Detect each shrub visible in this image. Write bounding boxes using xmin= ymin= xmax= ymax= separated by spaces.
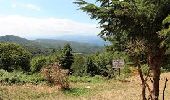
xmin=0 ymin=43 xmax=31 ymax=72
xmin=71 ymin=54 xmax=86 ymax=76
xmin=122 ymin=66 xmax=132 ymax=76
xmin=0 ymin=69 xmax=44 ymax=85
xmin=30 ymin=56 xmax=47 ymax=73
xmin=30 ymin=53 xmax=61 ymax=73
xmin=85 ymin=57 xmax=98 ymax=76
xmin=41 ymin=63 xmax=69 ymax=89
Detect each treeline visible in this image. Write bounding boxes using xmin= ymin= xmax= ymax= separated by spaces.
xmin=1 ymin=41 xmax=170 ymax=90
xmin=1 ymin=42 xmax=170 ymax=75
xmin=0 ymin=35 xmax=103 ymax=55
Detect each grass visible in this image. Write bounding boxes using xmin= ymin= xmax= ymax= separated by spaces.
xmin=69 ymin=75 xmax=105 ymax=83
xmin=0 ymin=73 xmax=170 ymax=100
xmin=62 ymin=88 xmax=89 ymax=96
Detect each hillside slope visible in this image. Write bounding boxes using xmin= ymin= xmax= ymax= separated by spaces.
xmin=0 ymin=35 xmax=103 ymax=55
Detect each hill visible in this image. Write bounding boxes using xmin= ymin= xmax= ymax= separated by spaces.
xmin=51 ymin=35 xmax=107 ymax=46
xmin=0 ymin=35 xmax=104 ymax=55
xmin=35 ymin=39 xmax=103 ymax=54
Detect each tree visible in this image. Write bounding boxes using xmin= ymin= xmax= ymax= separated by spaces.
xmin=59 ymin=44 xmax=74 ymax=70
xmin=71 ymin=54 xmax=86 ymax=76
xmin=30 ymin=56 xmax=47 ymax=73
xmin=0 ymin=42 xmax=31 ymax=71
xmin=75 ymin=0 xmax=170 ymax=99
xmin=85 ymin=56 xmax=98 ymax=76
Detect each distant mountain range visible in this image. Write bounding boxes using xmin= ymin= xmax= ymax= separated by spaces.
xmin=48 ymin=35 xmax=107 ymax=46
xmin=0 ymin=35 xmax=104 ymax=55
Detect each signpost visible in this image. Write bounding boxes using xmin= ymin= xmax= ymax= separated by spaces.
xmin=112 ymin=59 xmax=125 ymax=75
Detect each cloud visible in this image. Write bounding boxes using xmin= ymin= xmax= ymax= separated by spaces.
xmin=0 ymin=15 xmax=99 ymax=38
xmin=11 ymin=3 xmax=41 ymax=11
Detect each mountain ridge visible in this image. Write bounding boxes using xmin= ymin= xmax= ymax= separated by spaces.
xmin=0 ymin=35 xmax=104 ymax=55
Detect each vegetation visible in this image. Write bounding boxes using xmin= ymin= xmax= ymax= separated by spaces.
xmin=75 ymin=0 xmax=170 ymax=99
xmin=59 ymin=44 xmax=74 ymax=70
xmin=0 ymin=0 xmax=170 ymax=99
xmin=0 ymin=35 xmax=104 ymax=55
xmin=0 ymin=72 xmax=170 ymax=100
xmin=71 ymin=54 xmax=86 ymax=76
xmin=0 ymin=69 xmax=44 ymax=85
xmin=0 ymin=42 xmax=31 ymax=72
xmin=41 ymin=63 xmax=69 ymax=89
xmin=30 ymin=56 xmax=47 ymax=73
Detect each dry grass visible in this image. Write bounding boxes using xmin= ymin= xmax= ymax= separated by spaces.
xmin=0 ymin=73 xmax=170 ymax=100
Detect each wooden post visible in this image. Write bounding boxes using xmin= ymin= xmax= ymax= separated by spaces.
xmin=118 ymin=68 xmax=120 ymax=76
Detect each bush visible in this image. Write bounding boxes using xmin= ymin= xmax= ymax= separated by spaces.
xmin=30 ymin=56 xmax=47 ymax=73
xmin=41 ymin=63 xmax=69 ymax=89
xmin=71 ymin=54 xmax=86 ymax=76
xmin=30 ymin=53 xmax=61 ymax=73
xmin=0 ymin=43 xmax=31 ymax=72
xmin=0 ymin=69 xmax=45 ymax=85
xmin=122 ymin=66 xmax=131 ymax=76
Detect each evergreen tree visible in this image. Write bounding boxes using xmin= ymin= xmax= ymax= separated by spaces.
xmin=75 ymin=0 xmax=170 ymax=99
xmin=59 ymin=44 xmax=74 ymax=70
xmin=85 ymin=57 xmax=98 ymax=76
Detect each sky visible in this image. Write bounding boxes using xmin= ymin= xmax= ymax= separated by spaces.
xmin=0 ymin=0 xmax=100 ymax=39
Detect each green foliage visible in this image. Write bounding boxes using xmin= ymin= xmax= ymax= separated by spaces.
xmin=92 ymin=52 xmax=112 ymax=77
xmin=92 ymin=51 xmax=128 ymax=77
xmin=122 ymin=66 xmax=132 ymax=77
xmin=0 ymin=69 xmax=44 ymax=85
xmin=74 ymin=0 xmax=170 ymax=61
xmin=85 ymin=57 xmax=98 ymax=76
xmin=71 ymin=54 xmax=86 ymax=76
xmin=59 ymin=44 xmax=74 ymax=70
xmin=75 ymin=1 xmax=170 ymax=98
xmin=30 ymin=52 xmax=61 ymax=73
xmin=162 ymin=64 xmax=170 ymax=72
xmin=30 ymin=56 xmax=47 ymax=73
xmin=0 ymin=42 xmax=31 ymax=72
xmin=35 ymin=39 xmax=104 ymax=54
xmin=141 ymin=64 xmax=149 ymax=75
xmin=0 ymin=35 xmax=103 ymax=55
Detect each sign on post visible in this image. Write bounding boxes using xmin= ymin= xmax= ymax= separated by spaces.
xmin=112 ymin=59 xmax=125 ymax=68
xmin=112 ymin=59 xmax=125 ymax=75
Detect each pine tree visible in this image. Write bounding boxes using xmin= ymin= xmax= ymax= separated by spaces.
xmin=75 ymin=0 xmax=170 ymax=99
xmin=59 ymin=44 xmax=74 ymax=70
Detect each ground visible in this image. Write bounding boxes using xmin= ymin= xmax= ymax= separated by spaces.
xmin=0 ymin=73 xmax=170 ymax=100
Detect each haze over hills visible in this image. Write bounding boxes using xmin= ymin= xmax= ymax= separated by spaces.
xmin=26 ymin=34 xmax=106 ymax=46
xmin=0 ymin=35 xmax=104 ymax=55
xmin=47 ymin=35 xmax=106 ymax=46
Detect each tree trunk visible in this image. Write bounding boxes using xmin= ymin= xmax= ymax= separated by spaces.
xmin=148 ymin=49 xmax=164 ymax=100
xmin=138 ymin=65 xmax=147 ymax=100
xmin=152 ymin=66 xmax=160 ymax=100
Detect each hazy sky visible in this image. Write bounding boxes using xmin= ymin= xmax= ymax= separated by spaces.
xmin=0 ymin=0 xmax=99 ymax=39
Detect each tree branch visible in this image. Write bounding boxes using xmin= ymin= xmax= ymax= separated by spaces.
xmin=163 ymin=78 xmax=168 ymax=100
